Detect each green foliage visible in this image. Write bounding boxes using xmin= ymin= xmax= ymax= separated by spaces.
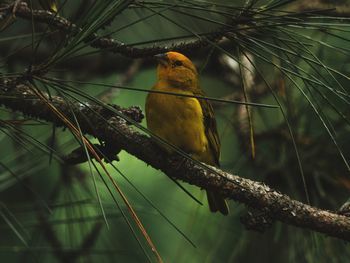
xmin=0 ymin=0 xmax=350 ymax=262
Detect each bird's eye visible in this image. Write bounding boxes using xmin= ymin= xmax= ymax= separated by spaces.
xmin=173 ymin=60 xmax=183 ymax=67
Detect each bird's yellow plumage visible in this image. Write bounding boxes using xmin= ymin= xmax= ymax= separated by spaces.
xmin=146 ymin=51 xmax=228 ymax=215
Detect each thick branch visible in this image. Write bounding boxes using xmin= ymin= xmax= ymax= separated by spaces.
xmin=0 ymin=79 xmax=350 ymax=242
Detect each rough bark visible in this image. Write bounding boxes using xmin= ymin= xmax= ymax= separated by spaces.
xmin=1 ymin=79 xmax=350 ymax=242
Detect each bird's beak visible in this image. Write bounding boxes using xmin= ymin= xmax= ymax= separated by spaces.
xmin=154 ymin=53 xmax=168 ymax=66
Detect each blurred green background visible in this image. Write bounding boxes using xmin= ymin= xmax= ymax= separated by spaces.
xmin=0 ymin=0 xmax=350 ymax=262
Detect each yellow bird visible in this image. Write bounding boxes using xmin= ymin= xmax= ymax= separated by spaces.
xmin=145 ymin=51 xmax=229 ymax=215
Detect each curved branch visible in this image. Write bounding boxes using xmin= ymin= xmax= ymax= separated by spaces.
xmin=0 ymin=79 xmax=349 ymax=242
xmin=3 ymin=2 xmax=225 ymax=58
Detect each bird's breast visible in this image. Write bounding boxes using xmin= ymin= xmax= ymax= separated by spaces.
xmin=146 ymin=89 xmax=208 ymax=156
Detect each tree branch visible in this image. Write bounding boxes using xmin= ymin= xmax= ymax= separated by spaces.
xmin=1 ymin=78 xmax=350 ymax=242
xmin=2 ymin=2 xmax=225 ymax=58
xmin=289 ymin=0 xmax=350 ymax=17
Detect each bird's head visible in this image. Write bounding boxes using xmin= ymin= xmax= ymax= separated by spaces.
xmin=155 ymin=52 xmax=198 ymax=88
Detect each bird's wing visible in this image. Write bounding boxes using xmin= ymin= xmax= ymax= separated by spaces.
xmin=194 ymin=88 xmax=221 ymax=166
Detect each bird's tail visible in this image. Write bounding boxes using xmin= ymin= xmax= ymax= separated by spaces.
xmin=206 ymin=190 xmax=229 ymax=215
